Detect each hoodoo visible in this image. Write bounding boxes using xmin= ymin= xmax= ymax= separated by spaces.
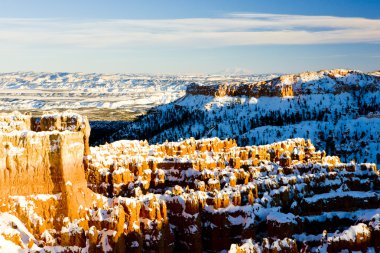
xmin=0 ymin=111 xmax=379 ymax=252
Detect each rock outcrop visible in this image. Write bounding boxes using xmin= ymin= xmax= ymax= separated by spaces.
xmin=0 ymin=111 xmax=93 ymax=219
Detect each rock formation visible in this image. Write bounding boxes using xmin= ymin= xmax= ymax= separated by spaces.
xmin=0 ymin=111 xmax=94 ymax=239
xmin=0 ymin=111 xmax=379 ymax=252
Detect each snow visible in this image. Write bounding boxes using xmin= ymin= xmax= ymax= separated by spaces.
xmin=0 ymin=72 xmax=276 ymax=112
xmin=293 ymin=232 xmax=334 ymax=243
xmin=131 ymin=241 xmax=139 ymax=248
xmin=8 ymin=197 xmax=42 ymax=227
xmin=303 ymin=191 xmax=379 ymax=204
xmin=5 ymin=145 xmax=25 ymax=156
xmin=108 ymin=69 xmax=379 ymax=166
xmin=0 ymin=212 xmax=40 ymax=252
xmin=43 ymin=246 xmax=83 ymax=253
xmin=61 ymin=219 xmax=84 ymax=236
xmin=369 ymin=214 xmax=380 ymax=231
xmin=267 ymin=211 xmax=297 ymax=224
xmin=0 ymin=235 xmax=23 ymax=253
xmin=41 ymin=230 xmax=56 ymax=246
xmin=228 ymin=239 xmax=261 ymax=253
xmin=329 ymin=223 xmax=370 ymax=242
xmin=304 ymin=208 xmax=380 ymax=224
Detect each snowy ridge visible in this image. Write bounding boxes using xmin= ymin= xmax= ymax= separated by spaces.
xmin=186 ymin=69 xmax=380 ymax=97
xmin=274 ymin=69 xmax=379 ymax=94
xmin=106 ymin=69 xmax=379 ymax=165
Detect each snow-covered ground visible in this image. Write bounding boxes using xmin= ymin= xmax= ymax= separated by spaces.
xmin=0 ymin=72 xmax=277 ymax=119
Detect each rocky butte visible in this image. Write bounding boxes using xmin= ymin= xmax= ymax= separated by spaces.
xmin=0 ymin=111 xmax=379 ymax=253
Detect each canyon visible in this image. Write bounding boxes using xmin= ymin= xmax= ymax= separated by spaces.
xmin=0 ymin=69 xmax=379 ymax=252
xmin=0 ymin=111 xmax=379 ymax=253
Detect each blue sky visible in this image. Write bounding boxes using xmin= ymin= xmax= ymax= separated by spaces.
xmin=1 ymin=0 xmax=379 ymax=74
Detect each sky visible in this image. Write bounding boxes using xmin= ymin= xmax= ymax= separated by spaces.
xmin=0 ymin=0 xmax=379 ymax=74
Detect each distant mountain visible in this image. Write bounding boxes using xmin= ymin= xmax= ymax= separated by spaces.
xmin=106 ymin=69 xmax=380 ymax=165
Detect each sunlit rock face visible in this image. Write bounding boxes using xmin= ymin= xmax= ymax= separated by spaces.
xmin=0 ymin=112 xmax=90 ymax=199
xmin=0 ymin=111 xmax=95 ymax=248
xmin=0 ymin=131 xmax=84 ymax=196
xmin=0 ymin=111 xmax=379 ymax=253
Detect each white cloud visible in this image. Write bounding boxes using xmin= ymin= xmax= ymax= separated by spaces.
xmin=0 ymin=13 xmax=379 ymax=49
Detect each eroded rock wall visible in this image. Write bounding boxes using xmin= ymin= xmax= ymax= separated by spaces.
xmin=0 ymin=131 xmax=83 ymax=197
xmin=0 ymin=111 xmax=92 ymax=219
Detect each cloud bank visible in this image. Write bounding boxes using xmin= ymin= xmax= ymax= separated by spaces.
xmin=0 ymin=13 xmax=379 ymax=49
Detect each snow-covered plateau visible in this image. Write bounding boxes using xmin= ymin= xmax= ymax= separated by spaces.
xmin=0 ymin=72 xmax=277 ymax=120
